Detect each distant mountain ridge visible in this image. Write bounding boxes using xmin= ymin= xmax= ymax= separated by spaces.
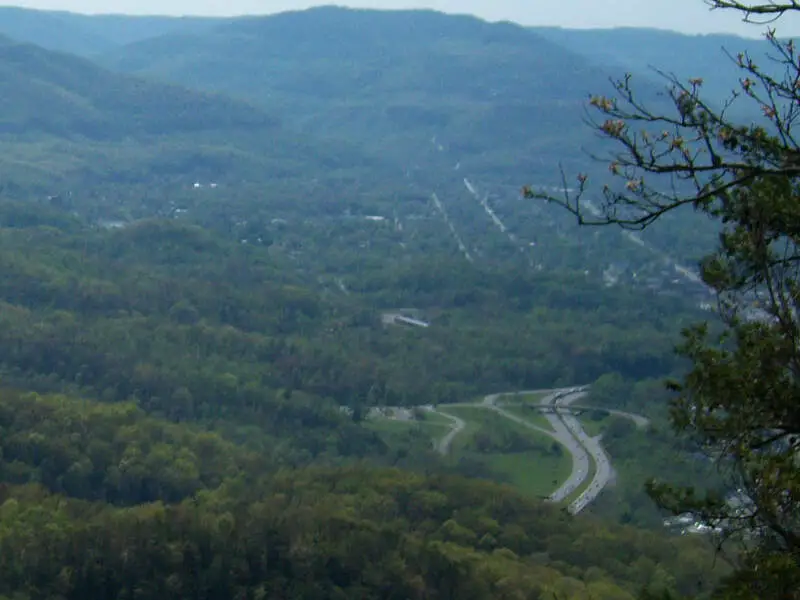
xmin=94 ymin=6 xmax=630 ymax=185
xmin=0 ymin=29 xmax=390 ymax=197
xmin=532 ymin=26 xmax=776 ymax=108
xmin=0 ymin=5 xmax=778 ymax=113
xmin=0 ymin=5 xmax=735 ymax=266
xmin=0 ymin=6 xmax=220 ymax=56
xmin=0 ymin=32 xmax=275 ymax=139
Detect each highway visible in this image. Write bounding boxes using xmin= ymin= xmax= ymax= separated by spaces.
xmin=532 ymin=404 xmax=650 ymax=428
xmin=377 ymin=386 xmax=648 ymax=514
xmin=445 ymin=388 xmax=594 ymax=505
xmin=549 ymin=391 xmax=615 ymax=514
xmin=497 ymin=390 xmax=593 ymax=503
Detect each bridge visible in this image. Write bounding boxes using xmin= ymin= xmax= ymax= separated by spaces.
xmin=504 ymin=403 xmax=650 ymax=429
xmin=512 ymin=404 xmax=602 ymax=415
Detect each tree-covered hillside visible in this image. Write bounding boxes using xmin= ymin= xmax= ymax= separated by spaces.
xmin=0 ymin=7 xmax=725 ymax=277
xmin=0 ymin=6 xmax=220 ymax=56
xmin=0 ymin=195 xmax=720 ymax=540
xmin=92 ymin=7 xmax=725 ymax=269
xmin=0 ymin=33 xmax=275 ymax=138
xmin=0 ymin=5 xmax=759 ymax=596
xmin=0 ymin=200 xmax=697 ymax=436
xmin=97 ymin=7 xmax=625 ymax=184
xmin=0 ymin=373 xmax=727 ymax=600
xmin=0 ymin=31 xmax=397 ymax=200
xmin=532 ymin=26 xmax=774 ymax=111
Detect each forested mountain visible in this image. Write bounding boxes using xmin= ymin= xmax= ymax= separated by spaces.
xmin=0 ymin=30 xmax=396 ymax=204
xmin=0 ymin=6 xmax=725 ymax=270
xmin=0 ymin=7 xmax=717 ymax=408
xmin=0 ymin=6 xmax=752 ymax=596
xmin=0 ymin=6 xmax=773 ymax=176
xmin=0 ymin=197 xmax=713 ymax=535
xmin=0 ymin=32 xmax=274 ymax=138
xmin=92 ymin=7 xmax=727 ymax=268
xmin=0 ymin=202 xmax=694 ymax=436
xmin=0 ymin=8 xmax=722 ymax=300
xmin=0 ymin=391 xmax=725 ymax=599
xmin=532 ymin=26 xmax=774 ymax=109
xmin=97 ymin=7 xmax=624 ymax=184
xmin=0 ymin=6 xmax=219 ymax=55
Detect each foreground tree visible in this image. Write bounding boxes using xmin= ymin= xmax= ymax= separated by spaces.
xmin=525 ymin=1 xmax=800 ymax=596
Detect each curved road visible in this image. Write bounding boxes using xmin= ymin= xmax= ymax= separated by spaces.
xmin=433 ymin=409 xmax=466 ymax=455
xmin=550 ymin=391 xmax=615 ymax=514
xmin=399 ymin=387 xmax=648 ymax=514
xmin=436 ymin=388 xmax=594 ymax=505
xmin=605 ymin=408 xmax=650 ymax=428
xmin=534 ymin=404 xmax=650 ymax=428
xmin=484 ymin=390 xmax=592 ymax=503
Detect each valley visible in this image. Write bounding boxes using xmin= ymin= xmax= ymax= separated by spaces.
xmin=0 ymin=4 xmax=783 ymax=598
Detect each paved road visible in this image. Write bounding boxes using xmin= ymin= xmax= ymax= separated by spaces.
xmin=428 ymin=391 xmax=560 ymax=455
xmin=481 ymin=388 xmax=593 ymax=503
xmin=536 ymin=390 xmax=593 ymax=503
xmin=551 ymin=391 xmax=615 ymax=514
xmin=605 ymin=408 xmax=650 ymax=428
xmin=432 ymin=409 xmax=466 ymax=455
xmin=396 ymin=386 xmax=646 ymax=514
xmin=527 ymin=404 xmax=650 ymax=428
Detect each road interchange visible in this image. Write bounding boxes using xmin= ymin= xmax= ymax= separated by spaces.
xmin=413 ymin=387 xmax=648 ymax=514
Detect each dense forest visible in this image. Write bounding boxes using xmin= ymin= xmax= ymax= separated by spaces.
xmin=0 ymin=198 xmax=704 ymax=505
xmin=0 ymin=4 xmax=770 ymax=598
xmin=0 ymin=387 xmax=725 ymax=600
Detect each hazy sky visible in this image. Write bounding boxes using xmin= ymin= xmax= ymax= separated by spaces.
xmin=4 ymin=0 xmax=800 ymax=37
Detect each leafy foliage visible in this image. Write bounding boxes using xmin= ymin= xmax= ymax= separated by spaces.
xmin=528 ymin=1 xmax=800 ymax=595
xmin=0 ymin=389 xmax=264 ymax=505
xmin=0 ymin=207 xmax=695 ymax=425
xmin=98 ymin=7 xmax=629 ymax=184
xmin=0 ymin=464 xmax=725 ymax=600
xmin=0 ymin=6 xmax=759 ymax=597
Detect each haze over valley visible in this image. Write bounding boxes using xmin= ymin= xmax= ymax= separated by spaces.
xmin=0 ymin=4 xmax=793 ymax=599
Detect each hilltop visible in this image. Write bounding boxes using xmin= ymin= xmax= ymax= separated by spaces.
xmin=0 ymin=6 xmax=219 ymax=56
xmin=533 ymin=26 xmax=775 ymax=109
xmin=0 ymin=7 xmax=723 ymax=285
xmin=98 ymin=6 xmax=623 ymax=183
xmin=0 ymin=30 xmax=391 ymax=199
xmin=92 ymin=7 xmax=724 ymax=267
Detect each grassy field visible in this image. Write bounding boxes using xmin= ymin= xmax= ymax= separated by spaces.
xmin=436 ymin=407 xmax=482 ymax=453
xmin=483 ymin=451 xmax=570 ymax=498
xmin=364 ymin=413 xmax=450 ymax=444
xmin=499 ymin=404 xmax=554 ymax=430
xmin=364 ymin=402 xmax=574 ymax=499
xmin=497 ymin=391 xmax=549 ymax=405
xmin=436 ymin=405 xmax=571 ymax=498
xmin=579 ymin=412 xmax=616 ymax=437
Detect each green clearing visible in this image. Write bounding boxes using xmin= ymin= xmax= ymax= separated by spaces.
xmin=498 ymin=404 xmax=554 ymax=430
xmin=579 ymin=411 xmax=616 ymax=437
xmin=497 ymin=391 xmax=550 ymax=405
xmin=483 ymin=451 xmax=572 ymax=498
xmin=437 ymin=407 xmax=482 ymax=454
xmin=419 ymin=410 xmax=455 ymax=427
xmin=364 ymin=415 xmax=450 ymax=444
xmin=436 ymin=405 xmax=571 ymax=498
